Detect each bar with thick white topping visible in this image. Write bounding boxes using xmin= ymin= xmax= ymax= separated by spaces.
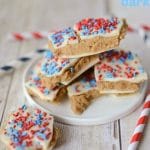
xmin=48 ymin=17 xmax=128 ymax=58
xmin=94 ymin=49 xmax=148 ymax=94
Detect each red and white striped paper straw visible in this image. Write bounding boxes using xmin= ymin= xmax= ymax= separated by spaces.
xmin=127 ymin=25 xmax=150 ymax=33
xmin=128 ymin=92 xmax=150 ymax=150
xmin=8 ymin=31 xmax=49 ymax=41
xmin=7 ymin=24 xmax=150 ymax=41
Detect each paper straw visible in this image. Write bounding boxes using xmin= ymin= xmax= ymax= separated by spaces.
xmin=0 ymin=49 xmax=47 ymax=76
xmin=7 ymin=25 xmax=150 ymax=48
xmin=8 ymin=31 xmax=49 ymax=41
xmin=128 ymin=92 xmax=150 ymax=150
xmin=7 ymin=24 xmax=150 ymax=40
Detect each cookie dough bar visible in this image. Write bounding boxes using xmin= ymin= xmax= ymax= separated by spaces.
xmin=39 ymin=51 xmax=99 ymax=89
xmin=25 ymin=59 xmax=66 ymax=103
xmin=67 ymin=70 xmax=100 ymax=114
xmin=48 ymin=17 xmax=127 ymax=58
xmin=0 ymin=105 xmax=60 ymax=150
xmin=95 ymin=49 xmax=148 ymax=94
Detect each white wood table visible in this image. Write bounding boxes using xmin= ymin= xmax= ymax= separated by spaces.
xmin=0 ymin=0 xmax=149 ymax=149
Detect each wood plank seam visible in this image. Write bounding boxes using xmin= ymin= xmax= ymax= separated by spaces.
xmin=118 ymin=120 xmax=122 ymax=150
xmin=0 ymin=71 xmax=15 ymax=126
xmin=0 ymin=42 xmax=24 ymax=125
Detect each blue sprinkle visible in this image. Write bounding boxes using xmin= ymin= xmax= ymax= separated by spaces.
xmin=21 ymin=104 xmax=27 ymax=110
xmin=13 ymin=137 xmax=19 ymax=143
xmin=40 ymin=127 xmax=46 ymax=132
xmin=35 ymin=120 xmax=42 ymax=125
xmin=33 ymin=75 xmax=40 ymax=81
xmin=138 ymin=66 xmax=144 ymax=73
xmin=12 ymin=130 xmax=19 ymax=137
xmin=17 ymin=121 xmax=23 ymax=128
xmin=98 ymin=27 xmax=105 ymax=34
xmin=55 ymin=67 xmax=61 ymax=72
xmin=109 ymin=25 xmax=115 ymax=31
xmin=82 ymin=25 xmax=86 ymax=30
xmin=89 ymin=79 xmax=96 ymax=87
xmin=44 ymin=51 xmax=53 ymax=59
xmin=81 ymin=32 xmax=85 ymax=36
xmin=8 ymin=127 xmax=13 ymax=134
xmin=119 ymin=57 xmax=126 ymax=63
xmin=44 ymin=88 xmax=50 ymax=95
xmin=110 ymin=17 xmax=115 ymax=23
xmin=105 ymin=72 xmax=113 ymax=78
xmin=61 ymin=63 xmax=67 ymax=67
xmin=36 ymin=132 xmax=47 ymax=140
xmin=35 ymin=113 xmax=43 ymax=125
xmin=22 ymin=131 xmax=27 ymax=136
xmin=42 ymin=64 xmax=47 ymax=72
xmin=127 ymin=52 xmax=134 ymax=60
xmin=127 ymin=67 xmax=131 ymax=71
xmin=50 ymin=62 xmax=57 ymax=67
xmin=37 ymin=113 xmax=42 ymax=118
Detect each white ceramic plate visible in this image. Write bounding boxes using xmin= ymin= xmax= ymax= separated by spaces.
xmin=23 ymin=57 xmax=148 ymax=125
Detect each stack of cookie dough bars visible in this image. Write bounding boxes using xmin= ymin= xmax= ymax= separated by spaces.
xmin=25 ymin=17 xmax=148 ymax=115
